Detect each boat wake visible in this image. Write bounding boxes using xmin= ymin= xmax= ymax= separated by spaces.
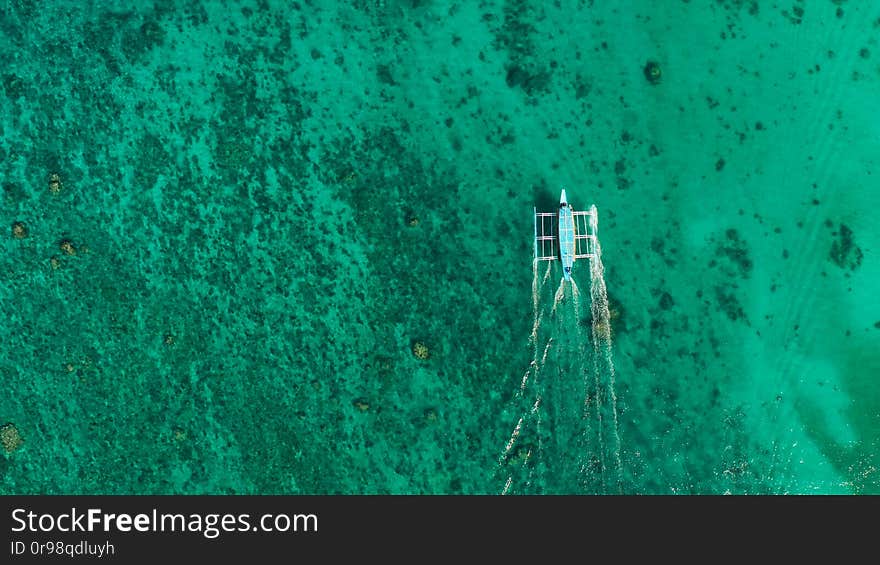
xmin=498 ymin=234 xmax=622 ymax=494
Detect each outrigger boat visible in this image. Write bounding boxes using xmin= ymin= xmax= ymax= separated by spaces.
xmin=534 ymin=189 xmax=598 ymax=281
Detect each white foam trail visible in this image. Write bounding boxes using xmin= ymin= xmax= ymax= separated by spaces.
xmin=588 ymin=278 xmax=607 ymax=491
xmin=519 ymin=363 xmax=534 ymax=393
xmin=522 ymin=261 xmax=552 ymax=395
xmin=589 ymin=236 xmax=623 ymax=491
xmin=500 ymin=253 xmax=552 ymax=483
xmin=571 ymin=277 xmax=601 ymax=488
xmin=501 ymin=476 xmax=512 ymax=495
xmin=541 ymin=260 xmax=552 ymax=285
xmin=571 ymin=278 xmax=590 ymax=402
xmin=550 ymin=277 xmax=566 ymax=315
xmin=571 ymin=278 xmax=582 ymax=329
xmin=538 ymin=338 xmax=553 ymax=367
xmin=571 ymin=280 xmax=583 ymax=351
xmin=500 ymin=417 xmax=524 ymax=463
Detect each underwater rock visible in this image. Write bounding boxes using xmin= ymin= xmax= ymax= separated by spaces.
xmin=412 ymin=341 xmax=430 ymax=360
xmin=0 ymin=423 xmax=23 ymax=453
xmin=643 ymin=61 xmax=662 ymax=85
xmin=58 ymin=239 xmax=77 ymax=256
xmin=49 ymin=173 xmax=62 ymax=194
xmin=352 ymin=398 xmax=370 ymax=412
xmin=581 ymin=294 xmax=625 ymax=335
xmin=11 ymin=221 xmax=27 ymax=239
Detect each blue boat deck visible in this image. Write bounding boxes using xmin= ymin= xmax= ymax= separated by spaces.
xmin=534 ymin=190 xmax=599 ymax=281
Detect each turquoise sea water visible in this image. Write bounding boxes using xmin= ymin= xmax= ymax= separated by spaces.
xmin=1 ymin=1 xmax=877 ymax=494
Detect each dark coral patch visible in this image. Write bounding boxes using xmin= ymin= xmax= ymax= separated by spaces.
xmin=714 ymin=229 xmax=753 ymax=279
xmin=829 ymin=224 xmax=863 ymax=271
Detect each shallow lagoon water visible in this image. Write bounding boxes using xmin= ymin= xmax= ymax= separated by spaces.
xmin=1 ymin=1 xmax=878 ymax=494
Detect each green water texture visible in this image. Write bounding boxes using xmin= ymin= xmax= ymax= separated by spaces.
xmin=1 ymin=1 xmax=878 ymax=494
